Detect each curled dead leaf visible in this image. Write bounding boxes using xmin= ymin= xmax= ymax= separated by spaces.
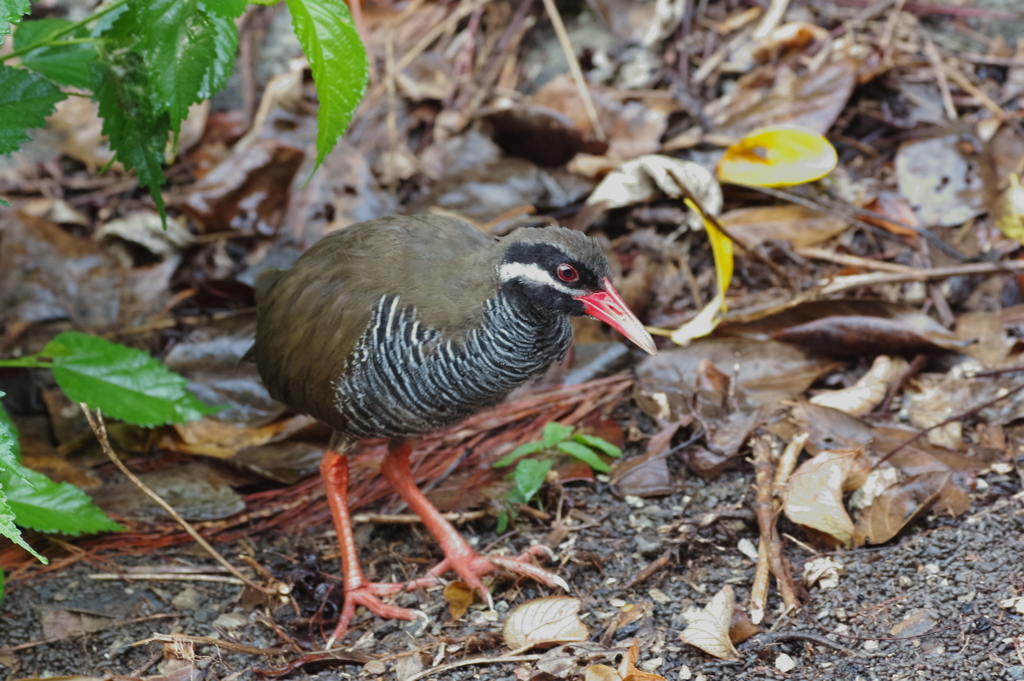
xmin=503 ymin=596 xmax=589 ymax=651
xmin=679 ymin=586 xmax=740 ymax=661
xmin=784 ymin=448 xmax=869 ymax=546
xmin=586 ymin=155 xmax=723 ymax=232
xmin=809 ymin=355 xmax=909 ymax=416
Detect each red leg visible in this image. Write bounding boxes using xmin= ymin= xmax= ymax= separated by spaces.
xmin=320 ymin=449 xmax=423 ymax=648
xmin=381 ymin=440 xmax=567 ymax=604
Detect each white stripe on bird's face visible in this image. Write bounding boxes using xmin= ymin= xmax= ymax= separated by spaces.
xmin=498 ymin=262 xmax=588 ymax=296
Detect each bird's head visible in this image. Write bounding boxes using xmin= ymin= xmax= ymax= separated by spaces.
xmin=498 ymin=227 xmax=657 ymax=355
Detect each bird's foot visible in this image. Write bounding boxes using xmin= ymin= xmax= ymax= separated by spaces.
xmin=420 ymin=544 xmax=568 ymax=609
xmin=326 ymin=582 xmax=426 ymax=649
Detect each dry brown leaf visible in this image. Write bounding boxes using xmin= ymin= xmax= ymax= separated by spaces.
xmin=809 ymin=355 xmax=909 ymax=416
xmin=679 ymin=586 xmax=740 ymax=661
xmin=586 ymin=155 xmax=723 ymax=232
xmin=503 ymin=596 xmax=589 ymax=650
xmin=619 ymin=640 xmax=666 ymax=681
xmin=859 ymin=194 xmax=920 ymax=237
xmin=163 ymin=414 xmax=317 ymax=458
xmin=444 ymin=581 xmax=475 ymax=621
xmin=717 ymin=204 xmax=846 ymax=248
xmin=784 ymin=449 xmax=867 ymax=546
xmin=853 ymin=471 xmax=961 ymax=546
xmin=585 ymin=664 xmax=623 ymax=681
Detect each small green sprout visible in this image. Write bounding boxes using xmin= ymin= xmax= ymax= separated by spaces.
xmin=492 ymin=422 xmax=621 ymax=532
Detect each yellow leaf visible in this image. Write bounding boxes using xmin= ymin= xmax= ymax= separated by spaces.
xmin=654 ymin=198 xmax=734 ymax=346
xmin=994 ymin=173 xmax=1024 ymax=245
xmin=717 ymin=125 xmax=837 ymax=187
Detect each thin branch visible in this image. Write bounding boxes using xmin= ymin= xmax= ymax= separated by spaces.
xmin=539 ymin=0 xmax=606 ymax=141
xmin=80 ymin=404 xmax=284 ymax=598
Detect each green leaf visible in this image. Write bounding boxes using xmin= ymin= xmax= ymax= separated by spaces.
xmin=205 ymin=0 xmax=248 ymax=18
xmin=493 ymin=440 xmax=546 ymax=468
xmin=15 ymin=18 xmax=100 ymax=89
xmin=286 ymin=0 xmax=367 ymax=170
xmin=513 ymin=458 xmax=553 ymax=504
xmin=41 ymin=331 xmax=219 ymax=427
xmin=0 ymin=395 xmax=30 ymax=485
xmin=0 ymin=65 xmax=66 ymax=155
xmin=1 ymin=0 xmax=31 ymax=44
xmin=0 ymin=197 xmax=9 ymax=207
xmin=0 ymin=480 xmax=48 ymax=562
xmin=543 ymin=421 xmax=573 ymax=448
xmin=196 ymin=11 xmax=238 ymax=101
xmin=495 ymin=509 xmax=508 ymax=534
xmin=92 ymin=49 xmax=169 ymax=220
xmin=573 ymin=433 xmax=622 ymax=458
xmin=557 ymin=441 xmax=611 ymax=473
xmin=108 ymin=0 xmax=217 ymax=133
xmin=2 ymin=465 xmax=122 ymax=535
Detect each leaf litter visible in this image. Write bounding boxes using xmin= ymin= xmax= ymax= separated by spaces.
xmin=3 ymin=0 xmax=1024 ymax=679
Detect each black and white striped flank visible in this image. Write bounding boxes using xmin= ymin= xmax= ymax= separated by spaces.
xmin=334 ymin=292 xmax=573 ymax=438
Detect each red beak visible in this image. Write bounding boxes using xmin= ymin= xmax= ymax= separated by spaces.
xmin=575 ymin=278 xmax=657 ymax=355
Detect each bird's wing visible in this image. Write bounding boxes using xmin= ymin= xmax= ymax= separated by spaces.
xmin=253 ymin=216 xmax=500 ymax=430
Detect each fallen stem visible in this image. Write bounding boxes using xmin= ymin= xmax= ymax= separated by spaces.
xmin=539 ymin=0 xmax=606 ymax=140
xmin=80 ymin=404 xmax=284 ymax=598
xmin=403 ymin=654 xmax=544 ymax=681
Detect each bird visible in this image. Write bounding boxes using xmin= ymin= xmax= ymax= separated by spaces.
xmin=252 ymin=215 xmax=656 ymax=646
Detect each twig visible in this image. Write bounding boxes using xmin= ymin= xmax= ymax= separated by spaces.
xmin=751 ymin=437 xmax=801 ymax=610
xmin=80 ymin=405 xmax=285 ymax=598
xmin=135 ymin=633 xmax=289 ymax=657
xmin=749 ymin=538 xmax=769 ymax=624
xmin=817 ymin=260 xmax=1024 ymax=296
xmin=742 ymin=184 xmax=967 ymax=261
xmin=941 ymin=60 xmax=1007 ymax=119
xmin=539 ymin=0 xmax=605 ymax=141
xmin=922 ymin=34 xmax=957 ymax=121
xmin=724 ymin=259 xmax=1024 ymax=325
xmin=403 ymin=654 xmax=543 ymax=681
xmin=351 ymin=510 xmax=489 ymax=524
xmin=0 ymin=614 xmax=176 ymax=654
xmin=876 ymin=381 xmax=1024 ymax=468
xmin=87 ymin=573 xmax=247 ymax=585
xmin=795 ymin=247 xmax=920 ymax=274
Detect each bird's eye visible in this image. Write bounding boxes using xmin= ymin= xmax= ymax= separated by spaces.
xmin=556 ymin=264 xmax=579 ymax=283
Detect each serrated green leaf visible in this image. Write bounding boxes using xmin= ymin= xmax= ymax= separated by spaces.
xmin=0 ymin=481 xmax=48 ymax=562
xmin=573 ymin=433 xmax=622 ymax=458
xmin=286 ymin=0 xmax=367 ymax=170
xmin=0 ymin=65 xmax=66 ymax=155
xmin=92 ymin=51 xmax=169 ymax=220
xmin=15 ymin=19 xmax=100 ymax=89
xmin=543 ymin=421 xmax=573 ymax=448
xmin=557 ymin=441 xmax=610 ymax=473
xmin=0 ymin=197 xmax=9 ymax=207
xmin=2 ymin=465 xmax=121 ymax=535
xmin=513 ymin=458 xmax=553 ymax=504
xmin=0 ymin=395 xmax=30 ymax=485
xmin=41 ymin=332 xmax=219 ymax=427
xmin=493 ymin=440 xmax=546 ymax=468
xmin=196 ymin=11 xmax=238 ymax=101
xmin=108 ymin=0 xmax=217 ymax=133
xmin=1 ymin=0 xmax=31 ymax=44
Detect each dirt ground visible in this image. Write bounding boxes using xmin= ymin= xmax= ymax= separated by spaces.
xmin=2 ymin=462 xmax=1023 ymax=681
